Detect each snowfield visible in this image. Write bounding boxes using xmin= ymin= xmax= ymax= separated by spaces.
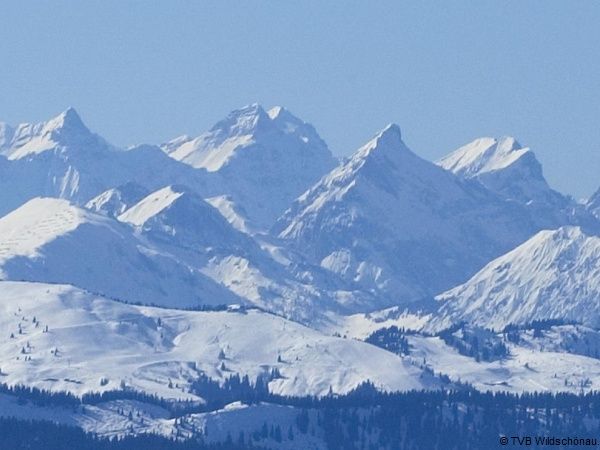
xmin=433 ymin=226 xmax=600 ymax=331
xmin=0 ymin=281 xmax=436 ymax=399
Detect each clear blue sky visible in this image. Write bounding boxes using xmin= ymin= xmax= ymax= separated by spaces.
xmin=1 ymin=1 xmax=598 ymax=198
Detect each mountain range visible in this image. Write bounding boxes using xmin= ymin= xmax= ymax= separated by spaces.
xmin=0 ymin=105 xmax=598 ymax=446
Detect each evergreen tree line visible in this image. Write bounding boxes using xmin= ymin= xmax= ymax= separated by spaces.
xmin=438 ymin=323 xmax=509 ymax=362
xmin=8 ymin=378 xmax=600 ymax=448
xmin=365 ymin=326 xmax=411 ymax=355
xmin=0 ymin=417 xmax=265 ymax=450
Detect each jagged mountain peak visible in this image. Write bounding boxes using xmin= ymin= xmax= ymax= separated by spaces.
xmin=437 ymin=135 xmax=534 ymax=178
xmin=30 ymin=107 xmax=93 ymax=147
xmin=44 ymin=107 xmax=87 ymax=133
xmin=436 ymin=135 xmax=574 ymax=207
xmin=336 ymin=123 xmax=428 ymax=184
xmin=267 ymin=105 xmax=308 ymax=129
xmin=0 ymin=107 xmax=107 ymax=161
xmin=276 ymin=124 xmax=545 ymax=305
xmin=355 ymin=124 xmax=404 ymax=159
xmin=160 ymin=104 xmax=336 ymax=229
xmin=208 ymin=103 xmax=272 ymax=138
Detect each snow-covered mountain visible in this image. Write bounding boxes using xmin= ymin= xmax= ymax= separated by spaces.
xmin=589 ymin=187 xmax=600 ymax=219
xmin=0 ymin=107 xmax=111 ymax=160
xmin=85 ymin=182 xmax=149 ymax=217
xmin=162 ymin=104 xmax=337 ymax=229
xmin=437 ymin=136 xmax=598 ymax=230
xmin=275 ymin=125 xmax=545 ymax=306
xmin=116 ymin=185 xmax=377 ymax=322
xmin=433 ymin=226 xmax=600 ymax=331
xmin=437 ymin=137 xmax=557 ymax=204
xmin=0 ymin=109 xmax=210 ymax=217
xmin=0 ymin=197 xmax=240 ymax=308
xmin=118 ymin=185 xmax=252 ymax=251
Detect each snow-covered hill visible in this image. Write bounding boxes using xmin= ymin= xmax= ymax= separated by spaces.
xmin=433 ymin=226 xmax=600 ymax=331
xmin=118 ymin=185 xmax=251 ymax=251
xmin=0 ymin=197 xmax=239 ymax=308
xmin=275 ymin=125 xmax=544 ymax=306
xmin=0 ymin=281 xmax=434 ymax=399
xmin=162 ymin=104 xmax=337 ymax=229
xmin=407 ymin=326 xmax=600 ymax=394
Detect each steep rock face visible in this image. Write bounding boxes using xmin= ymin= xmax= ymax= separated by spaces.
xmin=275 ymin=125 xmax=540 ymax=306
xmin=0 ymin=109 xmax=210 ymax=216
xmin=433 ymin=226 xmax=600 ymax=331
xmin=589 ymin=188 xmax=600 ymax=220
xmin=85 ymin=182 xmax=150 ymax=217
xmin=162 ymin=104 xmax=336 ymax=229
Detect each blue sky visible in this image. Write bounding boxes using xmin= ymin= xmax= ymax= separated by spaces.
xmin=0 ymin=1 xmax=598 ymax=198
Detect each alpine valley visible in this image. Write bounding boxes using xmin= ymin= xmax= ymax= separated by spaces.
xmin=0 ymin=105 xmax=599 ymax=449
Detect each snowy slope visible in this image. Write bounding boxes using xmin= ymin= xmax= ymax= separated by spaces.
xmin=408 ymin=331 xmax=600 ymax=394
xmin=0 ymin=109 xmax=210 ymax=217
xmin=205 ymin=195 xmax=257 ymax=234
xmin=118 ymin=185 xmax=249 ymax=250
xmin=117 ymin=185 xmax=378 ymax=322
xmin=276 ymin=124 xmax=543 ymax=306
xmin=0 ymin=394 xmax=327 ymax=449
xmin=0 ymin=281 xmax=435 ymax=399
xmin=0 ymin=198 xmax=240 ymax=308
xmin=162 ymin=104 xmax=336 ymax=229
xmin=433 ymin=226 xmax=600 ymax=331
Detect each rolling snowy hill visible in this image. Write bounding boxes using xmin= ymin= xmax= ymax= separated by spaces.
xmin=0 ymin=197 xmax=240 ymax=308
xmin=0 ymin=281 xmax=434 ymax=399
